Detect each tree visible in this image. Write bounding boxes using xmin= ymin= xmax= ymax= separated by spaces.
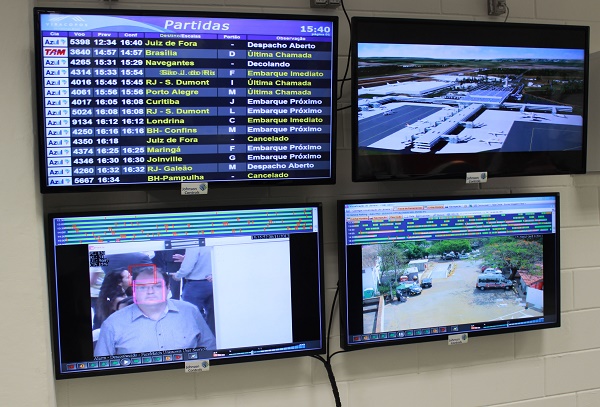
xmin=479 ymin=237 xmax=543 ymax=279
xmin=378 ymin=243 xmax=406 ymax=280
xmin=395 ymin=241 xmax=429 ymax=261
xmin=429 ymin=239 xmax=472 ymax=257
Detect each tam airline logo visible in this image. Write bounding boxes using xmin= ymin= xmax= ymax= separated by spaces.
xmin=44 ymin=48 xmax=67 ymax=56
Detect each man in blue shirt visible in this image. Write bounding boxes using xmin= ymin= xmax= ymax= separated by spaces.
xmin=94 ymin=265 xmax=216 ymax=356
xmin=172 ymin=246 xmax=216 ymax=335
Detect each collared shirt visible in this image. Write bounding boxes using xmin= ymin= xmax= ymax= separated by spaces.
xmin=94 ymin=299 xmax=216 ymax=356
xmin=173 ymin=246 xmax=213 ymax=280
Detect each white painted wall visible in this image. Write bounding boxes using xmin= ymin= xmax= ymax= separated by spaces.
xmin=4 ymin=0 xmax=600 ymax=405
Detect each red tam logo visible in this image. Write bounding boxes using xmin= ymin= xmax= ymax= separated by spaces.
xmin=44 ymin=48 xmax=66 ymax=56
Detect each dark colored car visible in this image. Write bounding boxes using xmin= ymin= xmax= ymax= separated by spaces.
xmin=397 ymin=283 xmax=422 ymax=298
xmin=420 ymin=278 xmax=433 ymax=288
xmin=442 ymin=251 xmax=458 ymax=260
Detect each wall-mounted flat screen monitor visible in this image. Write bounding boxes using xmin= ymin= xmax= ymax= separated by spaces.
xmin=34 ymin=8 xmax=337 ymax=192
xmin=351 ymin=17 xmax=589 ymax=181
xmin=46 ymin=203 xmax=325 ymax=378
xmin=338 ymin=193 xmax=560 ymax=350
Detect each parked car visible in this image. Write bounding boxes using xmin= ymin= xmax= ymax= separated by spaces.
xmin=397 ymin=282 xmax=422 ymax=297
xmin=442 ymin=251 xmax=458 ymax=260
xmin=458 ymin=253 xmax=470 ymax=259
xmin=483 ymin=268 xmax=502 ymax=275
xmin=420 ymin=278 xmax=433 ymax=288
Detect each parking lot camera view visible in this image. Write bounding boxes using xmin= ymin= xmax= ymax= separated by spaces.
xmin=362 ymin=236 xmax=543 ymax=334
xmin=340 ymin=194 xmax=560 ymax=349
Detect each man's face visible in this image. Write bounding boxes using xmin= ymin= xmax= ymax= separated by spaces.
xmin=132 ymin=271 xmax=167 ymax=305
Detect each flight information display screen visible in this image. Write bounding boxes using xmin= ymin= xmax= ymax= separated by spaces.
xmin=34 ymin=8 xmax=337 ymax=192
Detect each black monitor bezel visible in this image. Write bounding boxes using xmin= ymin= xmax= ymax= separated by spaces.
xmin=34 ymin=7 xmax=338 ymax=193
xmin=337 ymin=192 xmax=561 ymax=351
xmin=350 ymin=16 xmax=589 ymax=182
xmin=45 ymin=202 xmax=326 ymax=379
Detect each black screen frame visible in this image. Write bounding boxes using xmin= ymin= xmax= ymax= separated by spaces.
xmin=351 ymin=17 xmax=589 ymax=182
xmin=338 ymin=192 xmax=561 ymax=351
xmin=34 ymin=7 xmax=338 ymax=193
xmin=45 ymin=202 xmax=325 ymax=379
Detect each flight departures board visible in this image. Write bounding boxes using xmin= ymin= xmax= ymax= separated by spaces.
xmin=34 ymin=9 xmax=338 ymax=192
